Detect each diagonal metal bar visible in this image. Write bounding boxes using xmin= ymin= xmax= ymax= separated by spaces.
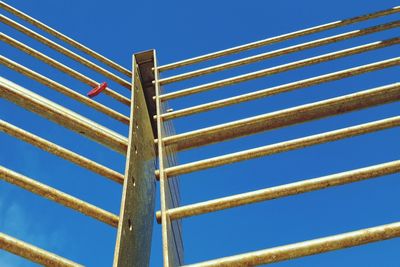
xmin=162 ymin=83 xmax=400 ymax=151
xmin=0 ymin=1 xmax=131 ymax=77
xmin=158 ymin=6 xmax=400 ymax=72
xmin=0 ymin=119 xmax=124 ymax=184
xmin=0 ymin=55 xmax=129 ymax=124
xmin=159 ymin=116 xmax=400 ymax=177
xmin=156 ymin=160 xmax=400 ymax=221
xmin=183 ymin=222 xmax=400 ymax=267
xmin=160 ymin=58 xmax=400 ymax=120
xmin=159 ymin=20 xmax=400 ymax=84
xmin=159 ymin=38 xmax=399 ymax=101
xmin=0 ymin=77 xmax=128 ymax=154
xmin=0 ymin=232 xmax=83 ymax=267
xmin=0 ymin=33 xmax=130 ymax=106
xmin=0 ymin=166 xmax=119 ymax=227
xmin=0 ymin=15 xmax=131 ymax=89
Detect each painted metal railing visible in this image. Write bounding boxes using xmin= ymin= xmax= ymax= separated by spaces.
xmin=153 ymin=5 xmax=400 ymax=267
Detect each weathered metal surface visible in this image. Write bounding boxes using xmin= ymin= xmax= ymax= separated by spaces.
xmin=135 ymin=50 xmax=158 ymax=137
xmin=0 ymin=1 xmax=130 ymax=77
xmin=0 ymin=55 xmax=129 ymax=124
xmin=163 ymin=83 xmax=400 ymax=150
xmin=1 ymin=33 xmax=130 ymax=106
xmin=183 ymin=222 xmax=400 ymax=267
xmin=159 ymin=38 xmax=399 ymax=100
xmin=0 ymin=232 xmax=83 ymax=267
xmin=157 ymin=6 xmax=399 ymax=72
xmin=161 ymin=116 xmax=400 ymax=177
xmin=113 ymin=54 xmax=156 ymax=267
xmin=160 ymin=58 xmax=399 ymax=120
xmin=0 ymin=119 xmax=124 ymax=183
xmin=0 ymin=15 xmax=131 ymax=89
xmin=159 ymin=21 xmax=399 ymax=84
xmin=154 ymin=50 xmax=184 ymax=267
xmin=0 ymin=77 xmax=128 ymax=154
xmin=156 ymin=160 xmax=400 ymax=221
xmin=0 ymin=166 xmax=119 ymax=227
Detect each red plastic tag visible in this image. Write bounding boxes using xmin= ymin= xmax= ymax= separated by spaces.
xmin=87 ymin=82 xmax=107 ymax=98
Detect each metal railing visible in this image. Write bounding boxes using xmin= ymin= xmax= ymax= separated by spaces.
xmin=1 ymin=2 xmax=399 ymax=267
xmin=153 ymin=5 xmax=400 ymax=267
xmin=1 ymin=1 xmax=155 ymax=266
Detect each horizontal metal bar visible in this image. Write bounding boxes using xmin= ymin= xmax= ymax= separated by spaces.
xmin=0 ymin=33 xmax=130 ymax=106
xmin=160 ymin=58 xmax=400 ymax=120
xmin=159 ymin=38 xmax=399 ymax=101
xmin=183 ymin=222 xmax=400 ymax=267
xmin=0 ymin=166 xmax=119 ymax=227
xmin=159 ymin=116 xmax=400 ymax=177
xmin=0 ymin=119 xmax=124 ymax=183
xmin=0 ymin=232 xmax=83 ymax=267
xmin=1 ymin=55 xmax=129 ymax=124
xmin=159 ymin=21 xmax=400 ymax=84
xmin=158 ymin=6 xmax=400 ymax=72
xmin=157 ymin=160 xmax=400 ymax=222
xmin=163 ymin=83 xmax=400 ymax=151
xmin=0 ymin=15 xmax=131 ymax=89
xmin=0 ymin=1 xmax=131 ymax=77
xmin=0 ymin=77 xmax=128 ymax=154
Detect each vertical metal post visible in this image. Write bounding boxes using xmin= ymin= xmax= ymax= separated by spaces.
xmin=154 ymin=50 xmax=184 ymax=267
xmin=113 ymin=55 xmax=156 ymax=266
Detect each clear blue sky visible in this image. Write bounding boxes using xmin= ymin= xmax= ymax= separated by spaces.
xmin=1 ymin=0 xmax=399 ymax=266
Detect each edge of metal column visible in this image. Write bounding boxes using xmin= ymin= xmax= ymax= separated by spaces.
xmin=112 ymin=51 xmax=157 ymax=267
xmin=135 ymin=49 xmax=158 ymax=137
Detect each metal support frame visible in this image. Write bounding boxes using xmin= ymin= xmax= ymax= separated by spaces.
xmin=152 ymin=5 xmax=400 ymax=266
xmin=1 ymin=2 xmax=399 ymax=266
xmin=1 ymin=2 xmax=158 ymax=265
xmin=112 ymin=53 xmax=157 ymax=267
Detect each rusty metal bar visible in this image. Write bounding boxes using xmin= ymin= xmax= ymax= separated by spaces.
xmin=0 ymin=15 xmax=131 ymax=89
xmin=0 ymin=56 xmax=129 ymax=124
xmin=162 ymin=83 xmax=400 ymax=151
xmin=183 ymin=222 xmax=400 ymax=267
xmin=0 ymin=77 xmax=128 ymax=154
xmin=0 ymin=33 xmax=130 ymax=106
xmin=0 ymin=1 xmax=131 ymax=77
xmin=0 ymin=166 xmax=119 ymax=227
xmin=157 ymin=6 xmax=399 ymax=72
xmin=156 ymin=160 xmax=400 ymax=222
xmin=160 ymin=116 xmax=400 ymax=177
xmin=0 ymin=232 xmax=83 ymax=267
xmin=159 ymin=21 xmax=400 ymax=84
xmin=159 ymin=38 xmax=399 ymax=101
xmin=0 ymin=119 xmax=124 ymax=183
xmin=160 ymin=58 xmax=400 ymax=120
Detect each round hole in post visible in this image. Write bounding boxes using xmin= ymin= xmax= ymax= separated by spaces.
xmin=132 ymin=176 xmax=136 ymax=187
xmin=128 ymin=219 xmax=133 ymax=231
xmin=134 ymin=145 xmax=138 ymax=154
